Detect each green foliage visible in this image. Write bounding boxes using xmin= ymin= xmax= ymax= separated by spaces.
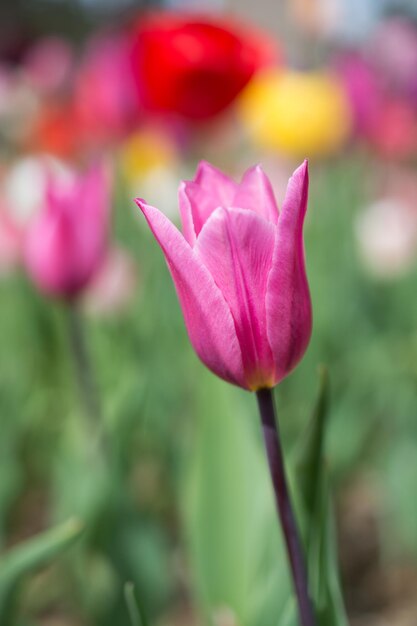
xmin=1 ymin=157 xmax=417 ymax=624
xmin=0 ymin=518 xmax=83 ymax=625
xmin=183 ymin=375 xmax=290 ymax=626
xmin=183 ymin=369 xmax=348 ymax=626
xmin=293 ymin=368 xmax=348 ymax=626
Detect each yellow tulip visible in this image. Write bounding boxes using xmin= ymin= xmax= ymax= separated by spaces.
xmin=239 ymin=69 xmax=352 ymax=158
xmin=120 ymin=129 xmax=177 ymax=184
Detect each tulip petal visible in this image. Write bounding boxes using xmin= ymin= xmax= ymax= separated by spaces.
xmin=233 ymin=165 xmax=279 ymax=223
xmin=179 ymin=161 xmax=237 ymax=242
xmin=266 ymin=160 xmax=312 ymax=383
xmin=195 ymin=206 xmax=276 ymax=389
xmin=194 ymin=161 xmax=237 ymax=197
xmin=178 ymin=183 xmax=196 ymax=245
xmin=136 ymin=199 xmax=245 ymax=387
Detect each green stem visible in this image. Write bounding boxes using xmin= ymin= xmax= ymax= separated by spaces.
xmin=67 ymin=304 xmax=102 ymax=427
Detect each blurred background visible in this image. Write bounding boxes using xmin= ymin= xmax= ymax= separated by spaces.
xmin=1 ymin=0 xmax=417 ymax=625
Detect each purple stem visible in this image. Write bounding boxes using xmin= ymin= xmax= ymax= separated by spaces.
xmin=256 ymin=388 xmax=316 ymax=626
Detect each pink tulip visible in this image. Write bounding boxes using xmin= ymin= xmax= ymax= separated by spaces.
xmin=74 ymin=34 xmax=139 ymax=148
xmin=136 ymin=161 xmax=311 ymax=391
xmin=23 ymin=36 xmax=74 ymax=95
xmin=24 ymin=164 xmax=110 ymax=300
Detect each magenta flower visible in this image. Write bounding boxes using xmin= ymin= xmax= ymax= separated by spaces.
xmin=24 ymin=164 xmax=110 ymax=300
xmin=136 ymin=160 xmax=311 ymax=391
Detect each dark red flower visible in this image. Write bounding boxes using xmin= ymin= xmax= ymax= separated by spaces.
xmin=130 ymin=12 xmax=277 ymax=121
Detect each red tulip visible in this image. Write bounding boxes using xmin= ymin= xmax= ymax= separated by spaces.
xmin=130 ymin=11 xmax=277 ymax=121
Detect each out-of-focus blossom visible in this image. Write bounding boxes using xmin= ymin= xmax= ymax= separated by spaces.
xmin=0 ymin=156 xmax=68 ymax=277
xmin=355 ymin=198 xmax=417 ymax=279
xmin=335 ymin=53 xmax=380 ymax=135
xmin=74 ymin=34 xmax=139 ymax=148
xmin=24 ymin=164 xmax=110 ymax=300
xmin=129 ymin=11 xmax=278 ymax=121
xmin=22 ymin=37 xmax=74 ymax=95
xmin=366 ymin=99 xmax=417 ymax=159
xmin=335 ymin=17 xmax=417 ymax=158
xmin=136 ymin=160 xmax=311 ymax=391
xmin=29 ymin=100 xmax=81 ymax=160
xmin=368 ymin=17 xmax=417 ymax=103
xmin=121 ymin=128 xmax=177 ymax=179
xmin=0 ymin=208 xmax=22 ymax=276
xmin=82 ymin=247 xmax=138 ymax=317
xmin=239 ymin=70 xmax=352 ymax=158
xmin=27 ymin=33 xmax=139 ymax=158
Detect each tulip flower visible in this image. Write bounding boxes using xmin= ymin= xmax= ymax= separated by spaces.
xmin=24 ymin=164 xmax=110 ymax=300
xmin=367 ymin=98 xmax=417 ymax=159
xmin=23 ymin=36 xmax=74 ymax=95
xmin=239 ymin=70 xmax=352 ymax=158
xmin=129 ymin=12 xmax=277 ymax=120
xmin=136 ymin=161 xmax=316 ymax=625
xmin=334 ymin=53 xmax=380 ymax=135
xmin=368 ymin=17 xmax=417 ymax=104
xmin=136 ymin=160 xmax=311 ymax=391
xmin=74 ymin=34 xmax=139 ymax=148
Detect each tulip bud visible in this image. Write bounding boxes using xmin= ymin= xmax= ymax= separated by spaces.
xmin=136 ymin=160 xmax=311 ymax=391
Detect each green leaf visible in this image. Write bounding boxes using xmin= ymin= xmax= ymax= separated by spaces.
xmin=293 ymin=368 xmax=348 ymax=626
xmin=124 ymin=582 xmax=147 ymax=626
xmin=0 ymin=517 xmax=83 ymax=626
xmin=182 ymin=374 xmax=291 ymax=626
xmin=294 ymin=366 xmax=329 ymax=531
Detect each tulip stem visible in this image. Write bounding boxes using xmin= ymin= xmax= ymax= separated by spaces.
xmin=67 ymin=305 xmax=102 ymax=426
xmin=256 ymin=388 xmax=316 ymax=626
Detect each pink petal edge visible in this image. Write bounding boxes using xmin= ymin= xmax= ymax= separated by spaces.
xmin=135 ymin=198 xmax=246 ymax=387
xmin=265 ymin=160 xmax=312 ymax=383
xmin=179 ymin=161 xmax=238 ymax=241
xmin=233 ymin=164 xmax=279 ymax=223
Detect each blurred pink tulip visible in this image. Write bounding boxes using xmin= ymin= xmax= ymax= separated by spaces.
xmin=24 ymin=164 xmax=110 ymax=300
xmin=367 ymin=98 xmax=417 ymax=159
xmin=368 ymin=17 xmax=417 ymax=103
xmin=23 ymin=36 xmax=74 ymax=95
xmin=74 ymin=34 xmax=139 ymax=148
xmin=136 ymin=161 xmax=311 ymax=391
xmin=335 ymin=53 xmax=380 ymax=135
